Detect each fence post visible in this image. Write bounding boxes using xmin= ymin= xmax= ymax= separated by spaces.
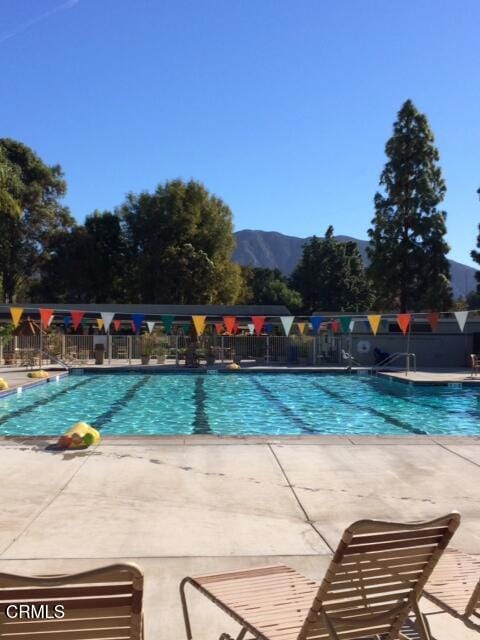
xmin=221 ymin=335 xmax=225 ymax=363
xmin=128 ymin=335 xmax=132 ymax=364
xmin=175 ymin=334 xmax=179 ymax=366
xmin=108 ymin=332 xmax=111 ymax=365
xmin=266 ymin=335 xmax=270 ymax=363
xmin=313 ymin=336 xmax=317 ymax=365
xmin=0 ymin=337 xmax=3 ymax=365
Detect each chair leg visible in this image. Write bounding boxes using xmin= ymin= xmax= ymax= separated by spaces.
xmin=180 ymin=578 xmax=194 ymax=640
xmin=411 ymin=602 xmax=432 ymax=640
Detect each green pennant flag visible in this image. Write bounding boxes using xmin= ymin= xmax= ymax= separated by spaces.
xmin=340 ymin=316 xmax=352 ymax=333
xmin=161 ymin=315 xmax=174 ymax=334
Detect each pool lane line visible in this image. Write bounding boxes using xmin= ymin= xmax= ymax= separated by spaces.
xmin=0 ymin=377 xmax=99 ymax=428
xmin=311 ymin=381 xmax=427 ymax=435
xmin=192 ymin=376 xmax=211 ymax=434
xmin=94 ymin=376 xmax=152 ymax=429
xmin=250 ymin=377 xmax=317 ymax=434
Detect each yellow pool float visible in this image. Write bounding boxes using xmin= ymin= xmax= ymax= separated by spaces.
xmin=0 ymin=377 xmax=9 ymax=390
xmin=226 ymin=362 xmax=240 ymax=370
xmin=58 ymin=422 xmax=101 ymax=449
xmin=28 ymin=370 xmax=49 ymax=379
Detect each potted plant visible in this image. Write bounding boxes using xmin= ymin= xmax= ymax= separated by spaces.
xmin=140 ymin=337 xmax=154 ymax=365
xmin=156 ymin=343 xmax=167 ymax=364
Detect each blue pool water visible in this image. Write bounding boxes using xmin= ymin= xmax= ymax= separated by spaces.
xmin=0 ymin=373 xmax=478 ymax=437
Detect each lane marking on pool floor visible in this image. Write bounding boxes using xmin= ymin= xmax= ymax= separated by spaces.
xmin=94 ymin=376 xmax=152 ymax=429
xmin=250 ymin=378 xmax=317 ymax=434
xmin=0 ymin=377 xmax=99 ymax=429
xmin=312 ymin=382 xmax=427 ymax=435
xmin=192 ymin=377 xmax=211 ymax=434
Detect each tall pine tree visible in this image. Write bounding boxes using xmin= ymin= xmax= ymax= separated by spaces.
xmin=367 ymin=100 xmax=452 ymax=312
xmin=471 ymin=187 xmax=480 ymax=293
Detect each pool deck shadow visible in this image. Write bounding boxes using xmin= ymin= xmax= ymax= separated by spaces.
xmin=0 ymin=436 xmax=479 ymax=639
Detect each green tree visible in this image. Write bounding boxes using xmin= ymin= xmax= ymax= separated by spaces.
xmin=291 ymin=226 xmax=373 ymax=313
xmin=119 ymin=179 xmax=241 ymax=303
xmin=367 ymin=100 xmax=452 ymax=312
xmin=238 ymin=266 xmax=302 ymax=311
xmin=470 ymin=187 xmax=480 ymax=293
xmin=0 ymin=139 xmax=74 ymax=302
xmin=33 ymin=211 xmax=128 ymax=303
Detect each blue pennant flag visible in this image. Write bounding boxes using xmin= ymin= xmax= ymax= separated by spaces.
xmin=310 ymin=316 xmax=324 ymax=334
xmin=264 ymin=323 xmax=273 ymax=334
xmin=63 ymin=315 xmax=72 ymax=327
xmin=132 ymin=313 xmax=145 ymax=333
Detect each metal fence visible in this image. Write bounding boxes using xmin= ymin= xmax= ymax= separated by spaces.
xmin=0 ymin=334 xmax=342 ymax=366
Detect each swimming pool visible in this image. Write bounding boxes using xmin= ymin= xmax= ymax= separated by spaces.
xmin=0 ymin=373 xmax=478 ymax=437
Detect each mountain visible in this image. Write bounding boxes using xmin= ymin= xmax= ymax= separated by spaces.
xmin=233 ymin=229 xmax=476 ymax=299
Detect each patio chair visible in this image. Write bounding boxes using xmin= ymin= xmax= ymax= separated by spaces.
xmin=424 ymin=548 xmax=480 ymax=630
xmin=470 ymin=354 xmax=479 ymax=377
xmin=180 ymin=513 xmax=460 ymax=640
xmin=0 ymin=563 xmax=144 ymax=639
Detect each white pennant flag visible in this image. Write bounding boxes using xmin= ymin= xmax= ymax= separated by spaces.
xmin=101 ymin=312 xmax=115 ymax=332
xmin=349 ymin=319 xmax=356 ymax=332
xmin=280 ymin=316 xmax=294 ymax=336
xmin=454 ymin=310 xmax=468 ymax=332
xmin=146 ymin=321 xmax=155 ymax=333
xmin=247 ymin=323 xmax=255 ymax=335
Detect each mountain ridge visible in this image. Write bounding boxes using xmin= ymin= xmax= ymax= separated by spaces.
xmin=232 ymin=229 xmax=476 ymax=298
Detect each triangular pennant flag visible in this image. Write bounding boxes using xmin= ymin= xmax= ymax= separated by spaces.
xmin=296 ymin=322 xmax=306 ymax=335
xmin=39 ymin=308 xmax=53 ymax=330
xmin=397 ymin=313 xmax=411 ymax=335
xmin=96 ymin=318 xmax=104 ymax=331
xmin=233 ymin=319 xmax=240 ymax=334
xmin=223 ymin=316 xmax=236 ymax=334
xmin=280 ymin=316 xmax=294 ymax=336
xmin=252 ymin=316 xmax=266 ymax=336
xmin=132 ymin=314 xmax=145 ymax=333
xmin=349 ymin=319 xmax=355 ymax=332
xmin=63 ymin=315 xmax=72 ymax=327
xmin=71 ymin=311 xmax=84 ymax=330
xmin=340 ymin=316 xmax=352 ymax=333
xmin=101 ymin=312 xmax=115 ymax=332
xmin=331 ymin=320 xmax=340 ymax=333
xmin=264 ymin=323 xmax=273 ymax=334
xmin=192 ymin=315 xmax=206 ymax=336
xmin=214 ymin=322 xmax=224 ymax=335
xmin=454 ymin=310 xmax=468 ymax=332
xmin=367 ymin=315 xmax=382 ymax=336
xmin=146 ymin=321 xmax=155 ymax=334
xmin=161 ymin=315 xmax=174 ymax=334
xmin=310 ymin=317 xmax=323 ymax=334
xmin=247 ymin=323 xmax=255 ymax=335
xmin=10 ymin=307 xmax=23 ymax=328
xmin=427 ymin=312 xmax=440 ymax=332
xmin=113 ymin=320 xmax=121 ymax=332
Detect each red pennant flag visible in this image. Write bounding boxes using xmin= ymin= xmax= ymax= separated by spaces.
xmin=252 ymin=316 xmax=266 ymax=336
xmin=331 ymin=320 xmax=340 ymax=333
xmin=71 ymin=311 xmax=84 ymax=330
xmin=39 ymin=308 xmax=53 ymax=329
xmin=214 ymin=322 xmax=224 ymax=335
xmin=233 ymin=319 xmax=239 ymax=335
xmin=113 ymin=320 xmax=122 ymax=331
xmin=223 ymin=316 xmax=236 ymax=334
xmin=397 ymin=313 xmax=411 ymax=335
xmin=427 ymin=312 xmax=439 ymax=332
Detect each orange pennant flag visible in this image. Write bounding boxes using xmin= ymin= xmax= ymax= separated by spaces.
xmin=397 ymin=313 xmax=411 ymax=335
xmin=214 ymin=322 xmax=224 ymax=335
xmin=427 ymin=312 xmax=439 ymax=332
xmin=192 ymin=315 xmax=206 ymax=336
xmin=296 ymin=322 xmax=306 ymax=335
xmin=252 ymin=316 xmax=266 ymax=336
xmin=223 ymin=316 xmax=236 ymax=334
xmin=96 ymin=318 xmax=104 ymax=330
xmin=367 ymin=315 xmax=382 ymax=336
xmin=39 ymin=308 xmax=53 ymax=329
xmin=10 ymin=307 xmax=23 ymax=328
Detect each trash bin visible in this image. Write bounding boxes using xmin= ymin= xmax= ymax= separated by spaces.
xmin=94 ymin=343 xmax=105 ymax=365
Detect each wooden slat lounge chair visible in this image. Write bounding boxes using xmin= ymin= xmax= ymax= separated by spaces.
xmin=0 ymin=563 xmax=144 ymax=639
xmin=424 ymin=548 xmax=480 ymax=630
xmin=180 ymin=513 xmax=460 ymax=640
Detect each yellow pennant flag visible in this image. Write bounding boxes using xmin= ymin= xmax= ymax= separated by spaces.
xmin=192 ymin=315 xmax=206 ymax=336
xmin=96 ymin=318 xmax=105 ymax=330
xmin=10 ymin=307 xmax=23 ymax=328
xmin=367 ymin=315 xmax=382 ymax=336
xmin=296 ymin=322 xmax=306 ymax=335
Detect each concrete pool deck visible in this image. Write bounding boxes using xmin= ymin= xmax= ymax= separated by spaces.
xmin=0 ymin=435 xmax=479 ymax=638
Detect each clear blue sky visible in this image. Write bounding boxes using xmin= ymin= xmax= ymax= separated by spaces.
xmin=1 ymin=0 xmax=479 ymax=267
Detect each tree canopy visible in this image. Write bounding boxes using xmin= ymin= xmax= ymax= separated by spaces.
xmin=367 ymin=100 xmax=452 ymax=312
xmin=238 ymin=266 xmax=302 ymax=312
xmin=290 ymin=227 xmax=373 ymax=313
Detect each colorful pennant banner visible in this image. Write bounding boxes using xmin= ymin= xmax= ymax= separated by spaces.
xmin=132 ymin=314 xmax=145 ymax=333
xmin=252 ymin=316 xmax=266 ymax=336
xmin=192 ymin=315 xmax=206 ymax=336
xmin=310 ymin=317 xmax=323 ymax=334
xmin=10 ymin=307 xmax=23 ymax=328
xmin=100 ymin=312 xmax=115 ymax=332
xmin=113 ymin=320 xmax=122 ymax=332
xmin=427 ymin=312 xmax=440 ymax=332
xmin=223 ymin=316 xmax=236 ymax=334
xmin=247 ymin=323 xmax=255 ymax=335
xmin=63 ymin=315 xmax=72 ymax=327
xmin=264 ymin=323 xmax=273 ymax=334
xmin=214 ymin=322 xmax=224 ymax=335
xmin=146 ymin=321 xmax=155 ymax=333
xmin=367 ymin=315 xmax=382 ymax=336
xmin=96 ymin=318 xmax=104 ymax=331
xmin=396 ymin=313 xmax=411 ymax=335
xmin=454 ymin=310 xmax=468 ymax=332
xmin=161 ymin=315 xmax=174 ymax=334
xmin=296 ymin=322 xmax=306 ymax=335
xmin=280 ymin=316 xmax=294 ymax=336
xmin=340 ymin=316 xmax=352 ymax=333
xmin=39 ymin=308 xmax=53 ymax=329
xmin=71 ymin=311 xmax=84 ymax=331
